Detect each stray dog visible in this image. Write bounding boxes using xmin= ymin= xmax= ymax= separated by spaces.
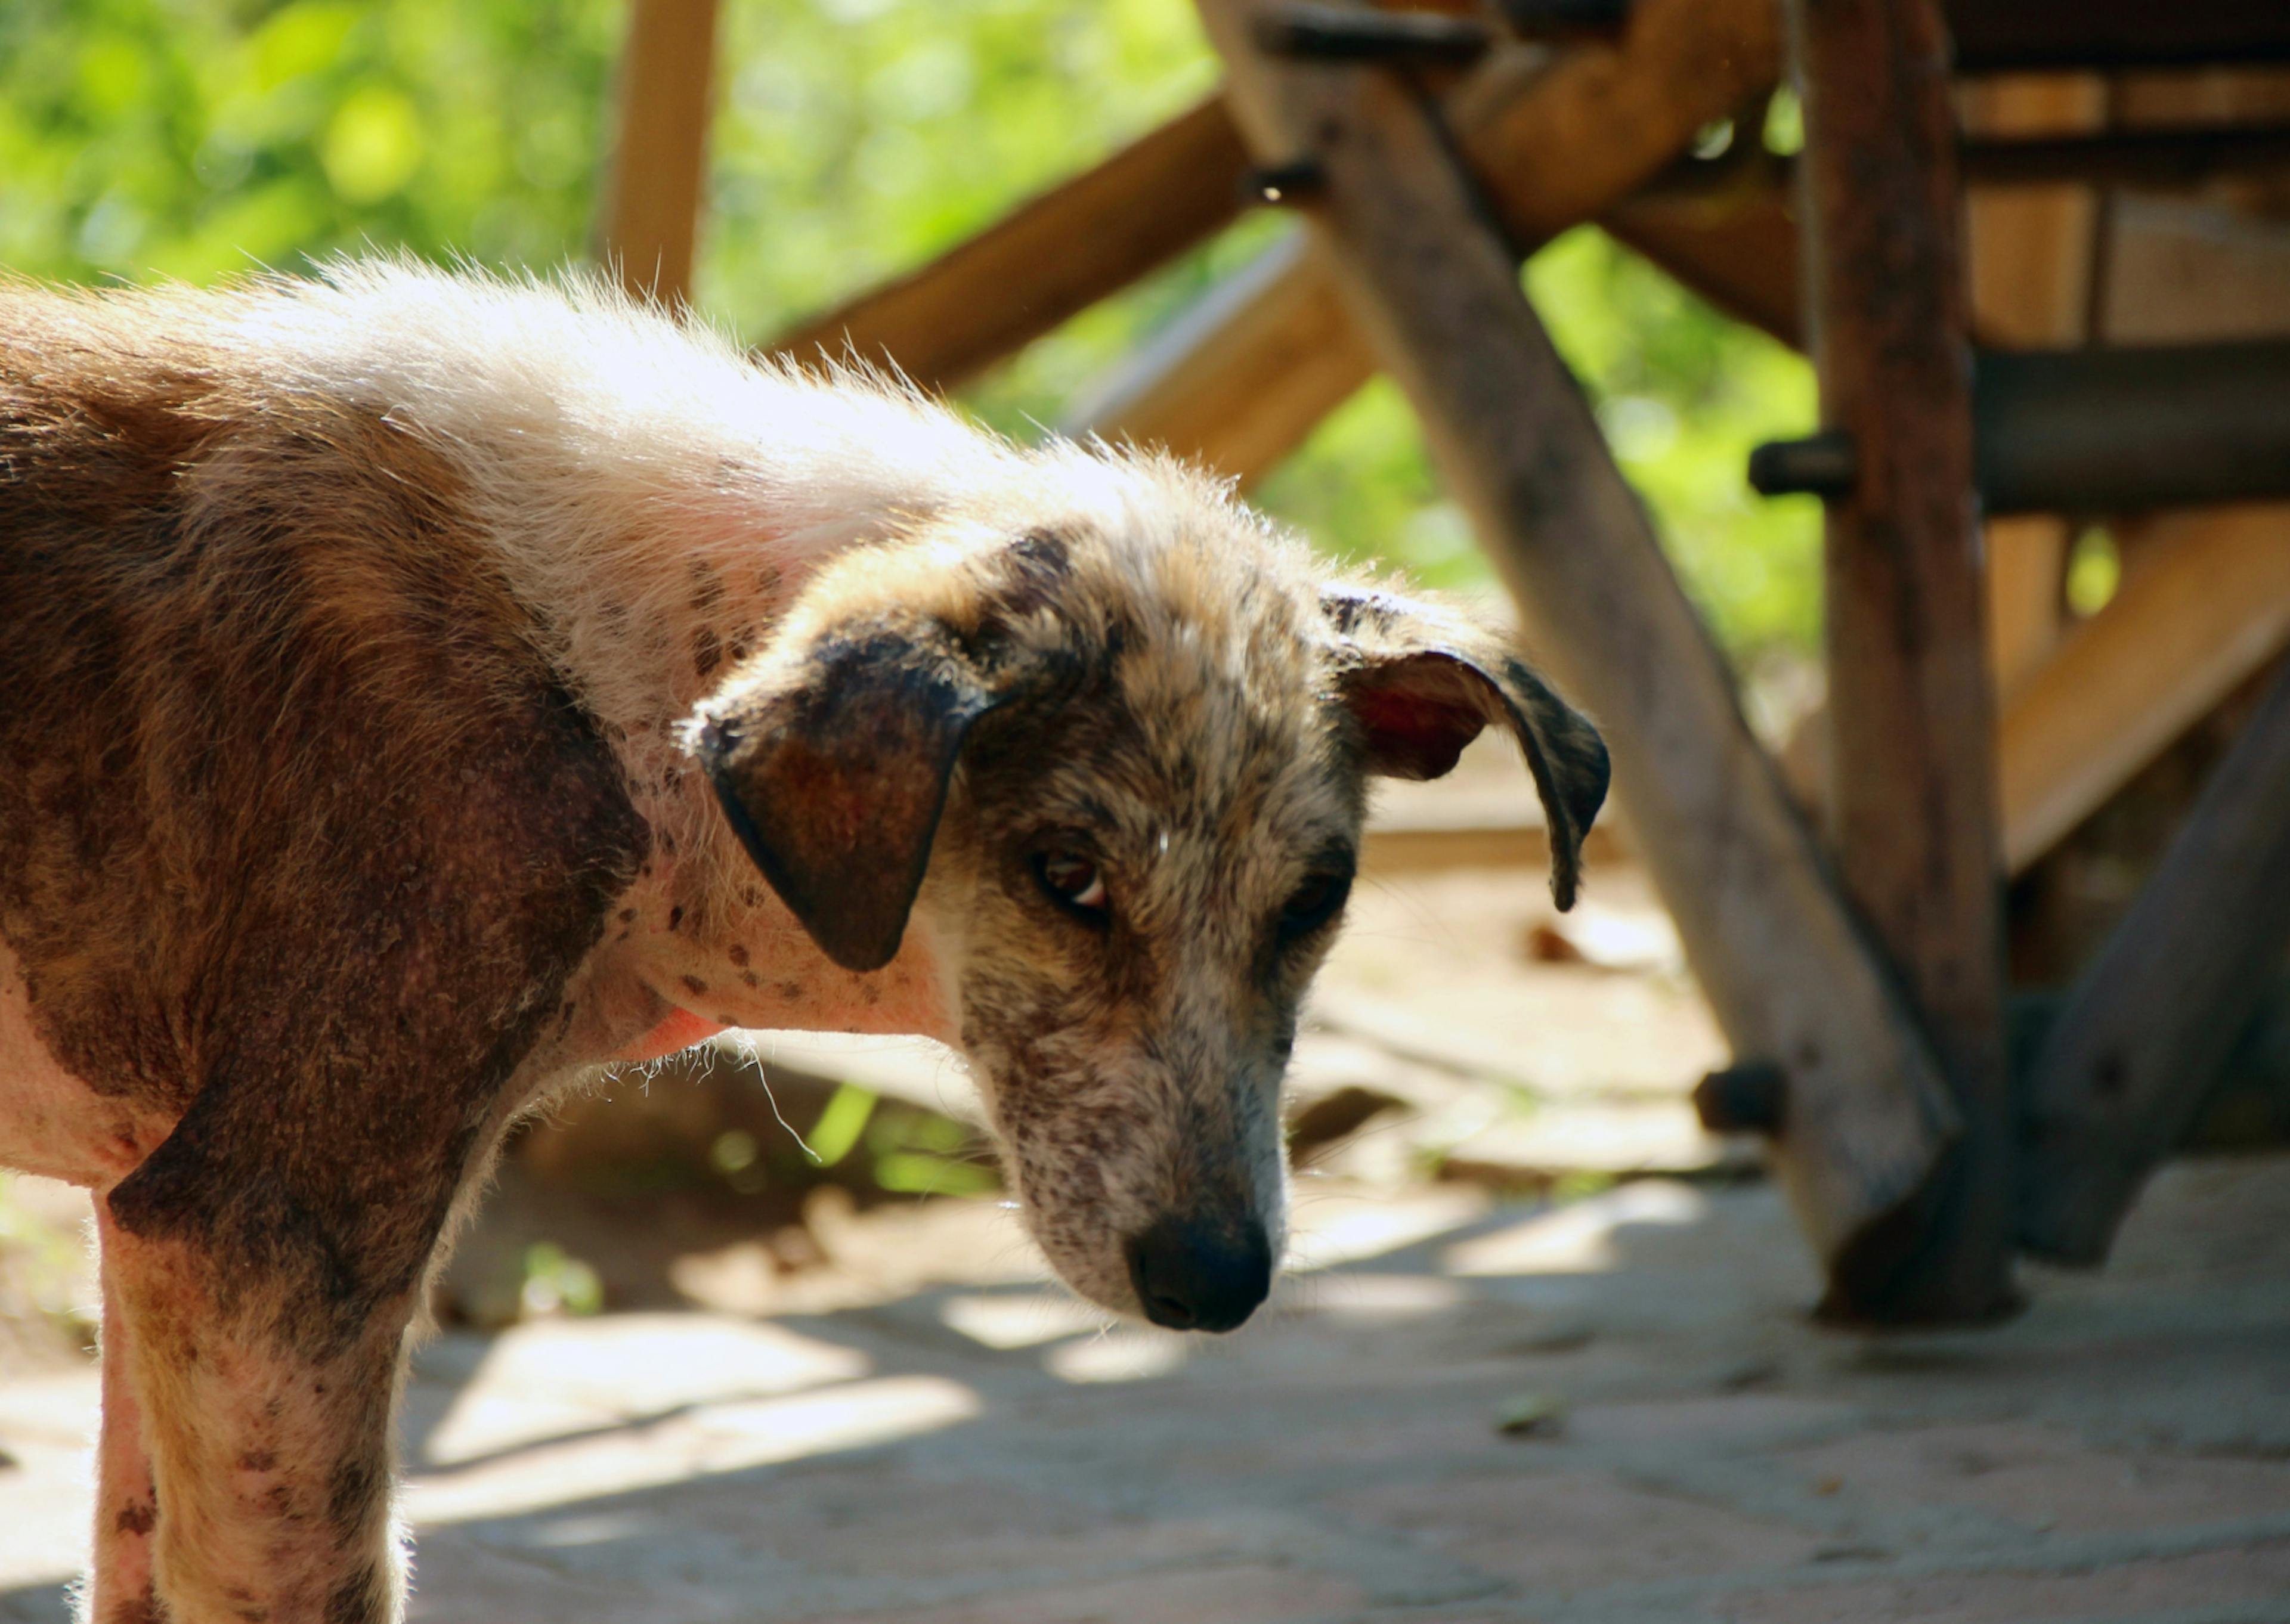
xmin=0 ymin=262 xmax=1607 ymax=1622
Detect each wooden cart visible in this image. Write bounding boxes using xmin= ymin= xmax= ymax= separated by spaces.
xmin=596 ymin=0 xmax=2290 ymax=1324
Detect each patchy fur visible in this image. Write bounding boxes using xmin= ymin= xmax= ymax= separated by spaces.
xmin=0 ymin=261 xmax=1605 ymax=1622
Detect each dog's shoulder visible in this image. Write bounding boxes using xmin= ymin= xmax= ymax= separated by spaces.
xmin=0 ymin=272 xmax=650 ymax=1126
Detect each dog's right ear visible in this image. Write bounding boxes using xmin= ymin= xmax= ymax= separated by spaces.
xmin=1323 ymin=584 xmax=1609 ymax=911
xmin=694 ymin=618 xmax=1012 ymax=974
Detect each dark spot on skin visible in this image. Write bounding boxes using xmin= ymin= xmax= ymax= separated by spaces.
xmin=714 ymin=1012 xmax=737 ymax=1025
xmin=739 ymin=971 xmax=760 ymax=988
xmin=777 ymin=981 xmax=805 ymax=1000
xmin=619 ymin=907 xmax=638 ymax=923
xmin=114 ymin=1500 xmax=157 ymax=1536
xmin=667 ymin=906 xmax=684 ymax=932
xmin=237 ymin=1449 xmax=278 ymax=1473
xmin=692 ymin=625 xmax=722 ymax=677
xmin=727 ymin=943 xmax=749 ymax=968
xmin=681 ymin=975 xmax=709 ymax=996
xmin=688 ymin=559 xmax=725 ymax=612
xmin=728 ymin=625 xmax=756 ymax=664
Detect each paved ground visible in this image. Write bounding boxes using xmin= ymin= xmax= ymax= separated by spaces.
xmin=4 ymin=1152 xmax=2288 ymax=1624
xmin=5 ymin=836 xmax=2287 ymax=1621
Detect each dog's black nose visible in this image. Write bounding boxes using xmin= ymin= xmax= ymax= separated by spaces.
xmin=1125 ymin=1214 xmax=1272 ymax=1332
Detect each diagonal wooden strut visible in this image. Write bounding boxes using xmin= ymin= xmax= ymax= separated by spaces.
xmin=1192 ymin=0 xmax=1961 ymax=1285
xmin=2019 ymin=654 xmax=2290 ymax=1264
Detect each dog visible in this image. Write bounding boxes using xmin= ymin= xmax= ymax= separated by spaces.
xmin=0 ymin=261 xmax=1607 ymax=1622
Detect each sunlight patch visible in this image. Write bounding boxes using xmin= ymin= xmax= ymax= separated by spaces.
xmin=420 ymin=1313 xmax=869 ymax=1467
xmin=941 ymin=1291 xmax=1110 ymax=1350
xmin=407 ymin=1375 xmax=980 ymax=1524
xmin=1443 ymin=1180 xmax=1707 ymax=1278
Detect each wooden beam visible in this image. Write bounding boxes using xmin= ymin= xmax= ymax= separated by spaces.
xmin=767 ymin=95 xmax=1251 ymax=393
xmin=1944 ymin=0 xmax=2290 ymax=72
xmin=597 ymin=0 xmax=720 ymax=306
xmin=1601 ymin=194 xmax=1803 ymax=349
xmin=1791 ymin=0 xmax=2014 ymax=1320
xmin=1193 ymin=0 xmax=1960 ymax=1287
xmin=1065 ymin=232 xmax=1377 ymax=483
xmin=1078 ymin=0 xmax=1785 ymax=478
xmin=2019 ymin=653 xmax=2290 ymax=1263
xmin=2000 ymin=506 xmax=2290 ymax=873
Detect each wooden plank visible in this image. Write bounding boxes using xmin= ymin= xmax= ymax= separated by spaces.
xmin=2019 ymin=654 xmax=2290 ymax=1263
xmin=2000 ymin=506 xmax=2290 ymax=873
xmin=1193 ymin=0 xmax=1960 ymax=1285
xmin=1791 ymin=0 xmax=2015 ymax=1320
xmin=1078 ymin=0 xmax=1784 ymax=479
xmin=1961 ymin=76 xmax=2098 ymax=703
xmin=766 ymin=95 xmax=1250 ymax=392
xmin=597 ymin=0 xmax=720 ymax=305
xmin=1986 ymin=518 xmax=2068 ymax=703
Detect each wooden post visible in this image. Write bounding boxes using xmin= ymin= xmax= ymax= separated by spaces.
xmin=1192 ymin=0 xmax=1963 ymax=1293
xmin=1790 ymin=0 xmax=2016 ymax=1319
xmin=2019 ymin=655 xmax=2290 ymax=1262
xmin=598 ymin=0 xmax=720 ymax=306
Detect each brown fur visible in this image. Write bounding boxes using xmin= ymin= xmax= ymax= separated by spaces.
xmin=0 ymin=265 xmax=1606 ymax=1622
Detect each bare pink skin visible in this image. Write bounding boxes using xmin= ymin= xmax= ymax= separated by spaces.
xmin=92 ymin=1216 xmax=159 ymax=1624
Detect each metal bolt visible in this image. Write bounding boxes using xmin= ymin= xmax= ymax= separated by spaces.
xmin=1243 ymin=159 xmax=1327 ymax=206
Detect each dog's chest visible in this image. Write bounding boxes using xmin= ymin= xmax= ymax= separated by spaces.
xmin=0 ymin=936 xmax=172 ymax=1189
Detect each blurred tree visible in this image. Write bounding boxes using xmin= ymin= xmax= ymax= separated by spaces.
xmin=0 ymin=0 xmax=1817 ymax=663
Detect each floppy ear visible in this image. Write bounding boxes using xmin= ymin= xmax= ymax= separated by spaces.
xmin=694 ymin=620 xmax=1011 ymax=973
xmin=1325 ymin=587 xmax=1610 ymax=910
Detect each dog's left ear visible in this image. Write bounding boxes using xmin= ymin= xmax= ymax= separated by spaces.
xmin=694 ymin=615 xmax=1027 ymax=973
xmin=1324 ymin=586 xmax=1610 ymax=910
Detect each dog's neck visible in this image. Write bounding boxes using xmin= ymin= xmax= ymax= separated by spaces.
xmin=512 ymin=486 xmax=966 ymax=1064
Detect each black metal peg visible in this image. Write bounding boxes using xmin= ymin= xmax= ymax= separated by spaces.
xmin=1747 ymin=430 xmax=1859 ymax=499
xmin=1694 ymin=1062 xmax=1789 ymax=1135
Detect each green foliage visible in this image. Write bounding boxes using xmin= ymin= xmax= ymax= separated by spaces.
xmin=0 ymin=0 xmax=1819 ymax=659
xmin=0 ymin=0 xmax=620 ymax=281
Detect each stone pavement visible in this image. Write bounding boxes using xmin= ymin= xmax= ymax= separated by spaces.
xmin=5 ymin=1152 xmax=2289 ymax=1623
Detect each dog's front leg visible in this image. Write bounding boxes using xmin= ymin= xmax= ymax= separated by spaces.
xmin=90 ymin=1207 xmax=163 ymax=1624
xmin=94 ymin=1211 xmax=416 ymax=1624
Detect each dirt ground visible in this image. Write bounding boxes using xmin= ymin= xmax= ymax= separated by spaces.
xmin=4 ymin=820 xmax=2288 ymax=1622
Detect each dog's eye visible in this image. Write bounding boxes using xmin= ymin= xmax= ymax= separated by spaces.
xmin=1032 ymin=847 xmax=1109 ymax=923
xmin=1279 ymin=869 xmax=1353 ymax=941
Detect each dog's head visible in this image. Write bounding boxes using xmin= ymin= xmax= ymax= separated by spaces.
xmin=692 ymin=468 xmax=1606 ymax=1331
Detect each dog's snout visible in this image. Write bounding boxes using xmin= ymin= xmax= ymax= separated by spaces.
xmin=1125 ymin=1214 xmax=1272 ymax=1333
